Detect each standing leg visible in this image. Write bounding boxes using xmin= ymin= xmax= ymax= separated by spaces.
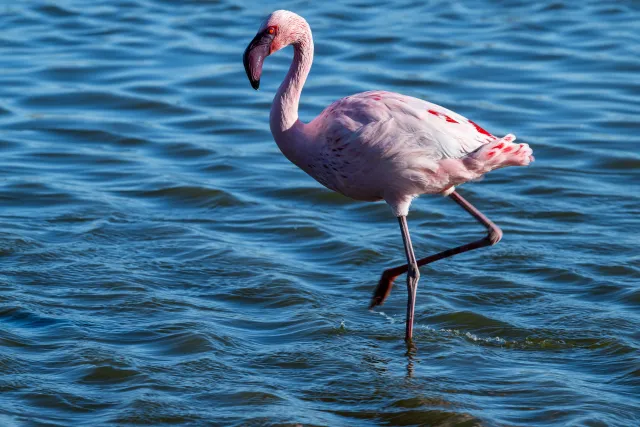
xmin=370 ymin=191 xmax=502 ymax=309
xmin=398 ymin=216 xmax=420 ymax=342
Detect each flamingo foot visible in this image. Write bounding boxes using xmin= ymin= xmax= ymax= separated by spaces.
xmin=370 ymin=269 xmax=400 ymax=309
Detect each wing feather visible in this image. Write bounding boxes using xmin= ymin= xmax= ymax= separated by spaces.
xmin=310 ymin=90 xmax=500 ymax=161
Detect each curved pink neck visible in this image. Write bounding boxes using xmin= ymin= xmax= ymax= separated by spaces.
xmin=269 ymin=24 xmax=314 ymax=165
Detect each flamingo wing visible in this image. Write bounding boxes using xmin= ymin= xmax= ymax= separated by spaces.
xmin=311 ymin=90 xmax=500 ymax=161
xmin=302 ymin=90 xmax=515 ymax=203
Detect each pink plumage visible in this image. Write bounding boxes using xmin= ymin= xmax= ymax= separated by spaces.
xmin=243 ymin=10 xmax=534 ymax=341
xmin=304 ymin=90 xmax=533 ymax=216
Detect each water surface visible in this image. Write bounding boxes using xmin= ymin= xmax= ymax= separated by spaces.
xmin=0 ymin=0 xmax=639 ymax=426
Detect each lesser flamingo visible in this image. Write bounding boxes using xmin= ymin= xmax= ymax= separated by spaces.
xmin=243 ymin=10 xmax=534 ymax=342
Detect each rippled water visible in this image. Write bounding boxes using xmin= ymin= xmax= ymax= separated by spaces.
xmin=1 ymin=1 xmax=638 ymax=426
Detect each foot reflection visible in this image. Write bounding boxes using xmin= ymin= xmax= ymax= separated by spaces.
xmin=405 ymin=339 xmax=417 ymax=378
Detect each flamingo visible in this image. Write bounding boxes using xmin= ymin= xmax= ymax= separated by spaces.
xmin=243 ymin=10 xmax=534 ymax=342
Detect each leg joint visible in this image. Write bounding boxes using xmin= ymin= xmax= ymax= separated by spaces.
xmin=407 ymin=263 xmax=420 ymax=281
xmin=486 ymin=225 xmax=503 ymax=246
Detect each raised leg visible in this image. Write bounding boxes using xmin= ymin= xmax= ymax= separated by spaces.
xmin=370 ymin=190 xmax=502 ymax=309
xmin=398 ymin=216 xmax=420 ymax=342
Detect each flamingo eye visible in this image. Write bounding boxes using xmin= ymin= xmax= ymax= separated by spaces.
xmin=267 ymin=26 xmax=276 ymax=35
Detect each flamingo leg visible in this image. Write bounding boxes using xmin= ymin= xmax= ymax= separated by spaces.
xmin=398 ymin=215 xmax=420 ymax=342
xmin=370 ymin=190 xmax=503 ymax=310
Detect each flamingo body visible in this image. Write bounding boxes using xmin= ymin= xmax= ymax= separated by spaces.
xmin=301 ymin=90 xmax=532 ymax=215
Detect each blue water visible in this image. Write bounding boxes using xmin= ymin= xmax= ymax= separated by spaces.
xmin=0 ymin=1 xmax=638 ymax=426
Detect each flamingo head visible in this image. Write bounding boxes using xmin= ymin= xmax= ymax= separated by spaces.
xmin=243 ymin=10 xmax=308 ymax=90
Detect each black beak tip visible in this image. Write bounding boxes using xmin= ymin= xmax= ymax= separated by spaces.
xmin=244 ymin=29 xmax=274 ymax=92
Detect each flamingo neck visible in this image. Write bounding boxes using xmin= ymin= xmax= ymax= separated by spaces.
xmin=269 ymin=23 xmax=314 ymax=165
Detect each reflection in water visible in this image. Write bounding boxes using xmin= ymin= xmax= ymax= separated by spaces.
xmin=405 ymin=340 xmax=417 ymax=379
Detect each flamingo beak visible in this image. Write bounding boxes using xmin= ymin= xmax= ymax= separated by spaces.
xmin=243 ymin=30 xmax=275 ymax=90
